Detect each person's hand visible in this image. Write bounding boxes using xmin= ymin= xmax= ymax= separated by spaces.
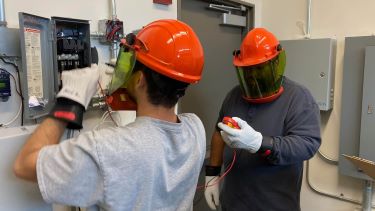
xmin=217 ymin=117 xmax=262 ymax=153
xmin=204 ymin=176 xmax=220 ymax=210
xmin=51 ymin=65 xmax=99 ymax=129
xmin=57 ymin=64 xmax=99 ymax=109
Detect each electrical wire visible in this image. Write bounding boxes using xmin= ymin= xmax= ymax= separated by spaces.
xmin=0 ymin=101 xmax=22 ymax=127
xmin=306 ymin=160 xmax=375 ymax=208
xmin=317 ymin=149 xmax=339 ymax=165
xmin=196 ymin=149 xmax=237 ymax=190
xmin=193 ymin=153 xmax=238 ymax=206
xmin=98 ymin=82 xmax=118 ymax=127
xmin=94 ymin=110 xmax=120 ymax=130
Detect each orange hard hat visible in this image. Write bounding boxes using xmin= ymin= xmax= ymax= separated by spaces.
xmin=233 ymin=28 xmax=281 ymax=67
xmin=131 ymin=19 xmax=204 ymax=84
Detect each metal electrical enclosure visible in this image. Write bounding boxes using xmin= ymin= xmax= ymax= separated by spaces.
xmin=0 ymin=27 xmax=20 ymax=57
xmin=359 ymin=46 xmax=375 ymax=164
xmin=280 ymin=39 xmax=336 ymax=111
xmin=339 ymin=36 xmax=375 ymax=180
xmin=18 ymin=13 xmax=91 ymax=120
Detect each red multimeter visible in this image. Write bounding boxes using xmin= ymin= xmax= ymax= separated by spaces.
xmin=223 ymin=116 xmax=272 ymax=156
xmin=222 ymin=117 xmax=240 ymax=129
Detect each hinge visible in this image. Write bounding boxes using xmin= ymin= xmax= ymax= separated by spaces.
xmin=49 ymin=23 xmax=55 ymax=41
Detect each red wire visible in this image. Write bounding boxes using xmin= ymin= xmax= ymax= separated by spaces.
xmin=196 ymin=149 xmax=237 ymax=190
xmin=98 ymin=82 xmax=118 ymax=127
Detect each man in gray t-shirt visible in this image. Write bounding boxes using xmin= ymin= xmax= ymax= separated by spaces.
xmin=13 ymin=19 xmax=206 ymax=211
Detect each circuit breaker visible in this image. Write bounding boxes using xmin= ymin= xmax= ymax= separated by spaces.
xmin=18 ymin=13 xmax=92 ymax=119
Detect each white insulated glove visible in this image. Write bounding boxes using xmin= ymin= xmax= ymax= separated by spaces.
xmin=217 ymin=117 xmax=262 ymax=153
xmin=57 ymin=64 xmax=99 ymax=109
xmin=204 ymin=176 xmax=220 ymax=210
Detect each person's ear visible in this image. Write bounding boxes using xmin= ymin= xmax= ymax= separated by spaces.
xmin=137 ymin=71 xmax=147 ymax=88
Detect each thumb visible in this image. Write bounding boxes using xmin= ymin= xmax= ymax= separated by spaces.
xmin=232 ymin=117 xmax=248 ymax=129
xmin=217 ymin=122 xmax=238 ymax=136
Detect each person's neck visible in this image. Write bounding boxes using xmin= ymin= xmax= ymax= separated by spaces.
xmin=136 ymin=100 xmax=178 ymax=123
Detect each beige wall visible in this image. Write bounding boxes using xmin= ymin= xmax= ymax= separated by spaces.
xmin=260 ymin=0 xmax=375 ymax=210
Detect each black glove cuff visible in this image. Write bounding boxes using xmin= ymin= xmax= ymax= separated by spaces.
xmin=205 ymin=165 xmax=221 ymax=176
xmin=50 ymin=97 xmax=85 ymax=130
xmin=258 ymin=136 xmax=274 ymax=156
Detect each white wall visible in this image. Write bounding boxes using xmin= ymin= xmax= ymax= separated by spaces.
xmin=260 ymin=0 xmax=375 ymax=210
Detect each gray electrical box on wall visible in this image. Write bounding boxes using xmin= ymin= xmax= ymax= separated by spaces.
xmin=280 ymin=39 xmax=336 ymax=111
xmin=360 ymin=46 xmax=375 ymax=163
xmin=339 ymin=36 xmax=375 ymax=180
xmin=18 ymin=13 xmax=91 ymax=120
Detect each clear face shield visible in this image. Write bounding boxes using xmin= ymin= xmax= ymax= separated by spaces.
xmin=108 ymin=45 xmax=137 ymax=95
xmin=106 ymin=34 xmax=139 ymax=110
xmin=236 ymin=50 xmax=286 ymax=101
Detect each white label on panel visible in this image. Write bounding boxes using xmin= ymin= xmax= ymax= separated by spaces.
xmin=24 ymin=27 xmax=43 ymax=99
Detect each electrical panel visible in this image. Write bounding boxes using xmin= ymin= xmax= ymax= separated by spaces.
xmin=18 ymin=13 xmax=91 ymax=119
xmin=280 ymin=39 xmax=336 ymax=111
xmin=0 ymin=27 xmax=21 ymax=57
xmin=55 ymin=17 xmax=91 ymax=72
xmin=339 ymin=36 xmax=375 ymax=180
xmin=359 ymin=46 xmax=375 ymax=163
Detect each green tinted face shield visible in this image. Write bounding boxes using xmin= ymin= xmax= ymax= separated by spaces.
xmin=108 ymin=46 xmax=137 ymax=95
xmin=236 ymin=50 xmax=286 ymax=100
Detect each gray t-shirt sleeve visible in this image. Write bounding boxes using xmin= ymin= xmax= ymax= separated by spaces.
xmin=37 ymin=130 xmax=104 ymax=207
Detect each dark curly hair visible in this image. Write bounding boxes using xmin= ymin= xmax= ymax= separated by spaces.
xmin=133 ymin=61 xmax=189 ymax=108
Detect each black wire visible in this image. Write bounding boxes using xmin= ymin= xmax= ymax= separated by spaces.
xmin=0 ymin=57 xmax=24 ymax=125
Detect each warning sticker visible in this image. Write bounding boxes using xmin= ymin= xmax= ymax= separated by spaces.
xmin=24 ymin=27 xmax=43 ymax=99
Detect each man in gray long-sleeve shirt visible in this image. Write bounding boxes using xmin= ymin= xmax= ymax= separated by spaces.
xmin=204 ymin=28 xmax=321 ymax=211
